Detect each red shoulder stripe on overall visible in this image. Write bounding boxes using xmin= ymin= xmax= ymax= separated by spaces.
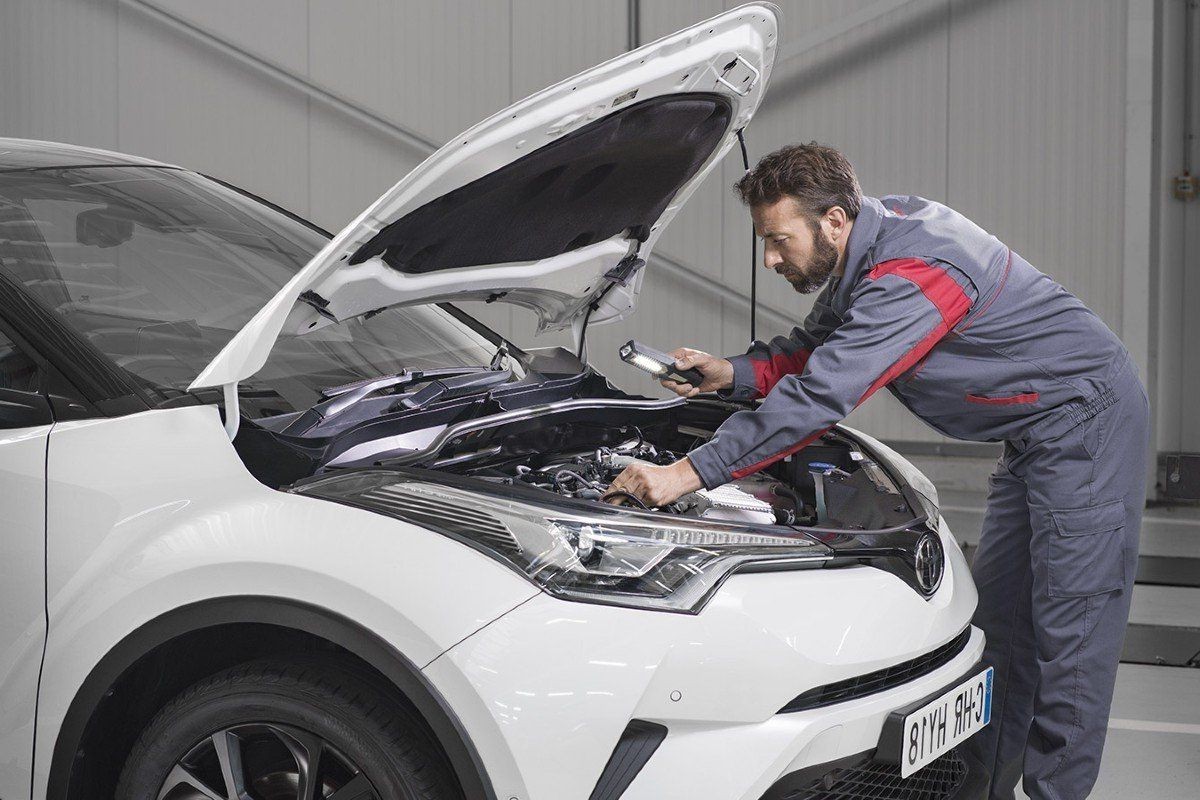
xmin=729 ymin=260 xmax=970 ymax=481
xmin=857 ymin=258 xmax=971 ymax=404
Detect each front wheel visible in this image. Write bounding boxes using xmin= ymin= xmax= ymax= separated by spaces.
xmin=116 ymin=658 xmax=461 ymax=800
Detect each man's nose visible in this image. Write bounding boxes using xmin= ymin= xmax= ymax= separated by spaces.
xmin=763 ymin=248 xmax=783 ymax=270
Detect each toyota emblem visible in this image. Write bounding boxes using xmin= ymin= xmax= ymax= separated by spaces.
xmin=914 ymin=533 xmax=944 ymax=595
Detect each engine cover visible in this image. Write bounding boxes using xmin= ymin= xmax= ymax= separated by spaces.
xmin=690 ymin=482 xmax=778 ymax=525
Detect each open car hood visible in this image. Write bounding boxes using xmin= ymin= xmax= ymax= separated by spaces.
xmin=191 ymin=4 xmax=777 ymax=390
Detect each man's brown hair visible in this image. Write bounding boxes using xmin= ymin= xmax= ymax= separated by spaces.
xmin=734 ymin=142 xmax=862 ymax=219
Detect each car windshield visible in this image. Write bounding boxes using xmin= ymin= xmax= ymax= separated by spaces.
xmin=0 ymin=165 xmax=517 ymax=413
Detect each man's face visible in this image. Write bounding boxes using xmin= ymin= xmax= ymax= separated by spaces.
xmin=752 ymin=198 xmax=842 ymax=294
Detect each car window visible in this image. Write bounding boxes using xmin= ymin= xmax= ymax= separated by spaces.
xmin=0 ymin=166 xmax=515 ymax=415
xmin=0 ymin=331 xmax=38 ymax=393
xmin=0 ymin=328 xmax=52 ymax=428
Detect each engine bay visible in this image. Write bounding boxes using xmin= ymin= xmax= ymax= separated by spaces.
xmin=409 ymin=402 xmax=918 ymax=532
xmin=244 ymin=350 xmax=922 ymax=532
xmin=270 ymin=354 xmax=941 ymax=600
xmin=265 ymin=358 xmax=946 ymax=596
xmin=487 ymin=438 xmax=802 ymax=525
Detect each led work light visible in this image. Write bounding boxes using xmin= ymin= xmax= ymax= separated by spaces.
xmin=619 ymin=340 xmax=705 ymax=385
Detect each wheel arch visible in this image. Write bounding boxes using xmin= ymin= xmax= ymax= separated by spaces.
xmin=46 ymin=595 xmax=496 ymax=800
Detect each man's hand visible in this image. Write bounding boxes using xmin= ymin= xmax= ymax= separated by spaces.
xmin=661 ymin=348 xmax=734 ymax=398
xmin=604 ymin=458 xmax=703 ymax=508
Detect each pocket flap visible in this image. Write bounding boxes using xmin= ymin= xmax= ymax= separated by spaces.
xmin=1049 ymin=499 xmax=1125 ymax=537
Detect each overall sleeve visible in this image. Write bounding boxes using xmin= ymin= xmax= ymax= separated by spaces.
xmin=720 ymin=291 xmax=833 ymax=401
xmin=689 ymin=259 xmax=976 ymax=489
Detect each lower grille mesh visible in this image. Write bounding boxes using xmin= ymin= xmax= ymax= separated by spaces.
xmin=780 ymin=749 xmax=967 ymax=800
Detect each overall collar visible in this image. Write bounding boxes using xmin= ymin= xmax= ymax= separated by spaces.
xmin=831 ymin=196 xmax=884 ymax=312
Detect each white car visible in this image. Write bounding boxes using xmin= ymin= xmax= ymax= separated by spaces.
xmin=0 ymin=5 xmax=989 ymax=800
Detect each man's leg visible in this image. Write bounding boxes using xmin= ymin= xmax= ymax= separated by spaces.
xmin=963 ymin=450 xmax=1039 ymax=800
xmin=1016 ymin=387 xmax=1149 ymax=800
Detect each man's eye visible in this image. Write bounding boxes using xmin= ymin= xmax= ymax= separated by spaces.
xmin=773 ymin=237 xmax=788 ymax=244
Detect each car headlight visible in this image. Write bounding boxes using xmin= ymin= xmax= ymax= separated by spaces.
xmin=294 ymin=470 xmax=831 ymax=613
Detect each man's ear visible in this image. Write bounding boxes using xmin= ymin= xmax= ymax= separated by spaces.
xmin=823 ymin=206 xmax=850 ymax=242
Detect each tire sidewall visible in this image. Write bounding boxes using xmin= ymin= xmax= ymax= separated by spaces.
xmin=118 ymin=672 xmax=426 ymax=799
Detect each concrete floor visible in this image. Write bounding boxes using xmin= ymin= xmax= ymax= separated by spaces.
xmin=1014 ymin=664 xmax=1200 ymax=799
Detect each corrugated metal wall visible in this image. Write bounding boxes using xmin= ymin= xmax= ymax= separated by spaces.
xmin=1157 ymin=0 xmax=1200 ymax=455
xmin=1 ymin=0 xmax=1154 ymax=448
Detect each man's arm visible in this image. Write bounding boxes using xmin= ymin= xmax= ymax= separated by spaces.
xmin=720 ymin=287 xmax=834 ymax=401
xmin=688 ymin=259 xmax=976 ymax=489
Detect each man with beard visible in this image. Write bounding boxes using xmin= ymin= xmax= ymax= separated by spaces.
xmin=607 ymin=142 xmax=1148 ymax=800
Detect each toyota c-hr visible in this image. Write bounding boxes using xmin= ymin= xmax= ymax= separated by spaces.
xmin=0 ymin=6 xmax=990 ymax=799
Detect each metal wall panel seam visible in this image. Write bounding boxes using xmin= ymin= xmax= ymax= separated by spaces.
xmin=119 ymin=0 xmax=439 ymax=155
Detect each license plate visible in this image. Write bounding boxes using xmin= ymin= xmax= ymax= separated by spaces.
xmin=900 ymin=667 xmax=993 ymax=777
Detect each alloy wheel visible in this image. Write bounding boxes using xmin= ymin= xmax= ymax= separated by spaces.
xmin=157 ymin=722 xmax=378 ymax=800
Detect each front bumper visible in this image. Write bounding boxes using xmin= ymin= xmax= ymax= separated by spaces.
xmin=760 ymin=744 xmax=988 ymax=800
xmin=423 ymin=516 xmax=980 ymax=800
xmin=619 ymin=629 xmax=987 ymax=800
xmin=760 ymin=658 xmax=992 ymax=800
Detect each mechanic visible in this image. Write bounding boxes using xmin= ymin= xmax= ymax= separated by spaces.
xmin=607 ymin=143 xmax=1148 ymax=800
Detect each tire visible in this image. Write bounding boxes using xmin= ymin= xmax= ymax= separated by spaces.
xmin=115 ymin=656 xmax=462 ymax=800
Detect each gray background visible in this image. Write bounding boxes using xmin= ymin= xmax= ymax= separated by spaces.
xmin=1 ymin=0 xmax=1195 ymax=466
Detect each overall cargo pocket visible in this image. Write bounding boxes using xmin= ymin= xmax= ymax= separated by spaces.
xmin=1047 ymin=499 xmax=1127 ymax=597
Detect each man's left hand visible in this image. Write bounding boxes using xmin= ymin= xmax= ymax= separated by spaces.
xmin=605 ymin=458 xmax=703 ymax=507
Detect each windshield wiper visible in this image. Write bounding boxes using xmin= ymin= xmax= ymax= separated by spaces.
xmin=157 ymin=382 xmax=284 ymax=409
xmin=389 ymin=368 xmax=513 ymax=413
xmin=283 ymin=366 xmax=510 ymax=436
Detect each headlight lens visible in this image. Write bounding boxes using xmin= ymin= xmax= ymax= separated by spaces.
xmin=295 ymin=471 xmax=830 ymax=613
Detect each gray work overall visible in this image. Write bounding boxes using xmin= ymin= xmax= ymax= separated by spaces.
xmin=688 ymin=196 xmax=1149 ymax=800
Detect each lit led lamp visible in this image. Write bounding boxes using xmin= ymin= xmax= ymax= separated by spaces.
xmin=619 ymin=340 xmax=705 ymax=385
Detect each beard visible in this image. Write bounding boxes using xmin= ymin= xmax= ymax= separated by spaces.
xmin=779 ymin=227 xmax=840 ymax=294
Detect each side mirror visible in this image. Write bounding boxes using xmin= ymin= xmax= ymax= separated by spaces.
xmin=76 ymin=207 xmax=134 ymax=248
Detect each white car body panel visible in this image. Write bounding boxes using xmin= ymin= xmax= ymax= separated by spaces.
xmin=25 ymin=402 xmax=979 ymax=798
xmin=31 ymin=406 xmax=538 ymax=796
xmin=424 ymin=517 xmax=977 ymax=799
xmin=190 ymin=4 xmax=779 ymax=391
xmin=0 ymin=424 xmax=51 ymax=797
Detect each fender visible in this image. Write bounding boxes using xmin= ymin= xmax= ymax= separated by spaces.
xmin=46 ymin=596 xmax=496 ymax=800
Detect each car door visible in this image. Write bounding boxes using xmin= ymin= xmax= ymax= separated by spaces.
xmin=0 ymin=324 xmax=53 ymax=798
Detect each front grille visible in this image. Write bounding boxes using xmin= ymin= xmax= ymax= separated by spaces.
xmin=779 ymin=629 xmax=971 ymax=714
xmin=778 ymin=749 xmax=967 ymax=800
xmin=360 ymin=484 xmax=522 ymax=554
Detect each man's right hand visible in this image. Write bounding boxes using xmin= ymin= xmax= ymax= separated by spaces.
xmin=662 ymin=348 xmax=734 ymax=398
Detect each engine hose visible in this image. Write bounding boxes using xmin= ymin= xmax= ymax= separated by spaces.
xmin=601 ymin=490 xmax=649 ymax=510
xmin=554 ymin=469 xmax=604 ymax=491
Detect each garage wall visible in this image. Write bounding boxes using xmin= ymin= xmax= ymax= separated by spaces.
xmin=1156 ymin=0 xmax=1200 ymax=455
xmin=0 ymin=0 xmax=1158 ymax=451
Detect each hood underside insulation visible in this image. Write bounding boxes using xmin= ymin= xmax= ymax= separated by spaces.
xmin=349 ymin=93 xmax=732 ymax=274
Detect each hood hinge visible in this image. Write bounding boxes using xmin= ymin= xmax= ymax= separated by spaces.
xmin=575 ymin=244 xmax=645 ymax=361
xmin=299 ymin=290 xmax=338 ymax=322
xmin=602 ymin=251 xmax=646 ymax=288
